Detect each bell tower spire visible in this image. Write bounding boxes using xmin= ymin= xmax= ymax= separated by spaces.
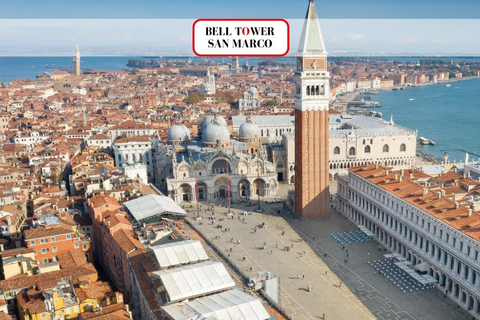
xmin=294 ymin=0 xmax=330 ymax=218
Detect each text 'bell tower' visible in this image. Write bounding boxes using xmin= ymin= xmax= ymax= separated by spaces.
xmin=294 ymin=0 xmax=330 ymax=218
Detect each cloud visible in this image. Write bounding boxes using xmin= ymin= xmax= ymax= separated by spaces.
xmin=348 ymin=34 xmax=364 ymax=41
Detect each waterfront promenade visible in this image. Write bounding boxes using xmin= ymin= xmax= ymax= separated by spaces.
xmin=188 ymin=184 xmax=471 ymax=320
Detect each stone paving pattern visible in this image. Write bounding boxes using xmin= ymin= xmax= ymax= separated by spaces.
xmin=189 ymin=183 xmax=472 ymax=320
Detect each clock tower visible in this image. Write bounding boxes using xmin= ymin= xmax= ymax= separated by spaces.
xmin=294 ymin=0 xmax=330 ymax=218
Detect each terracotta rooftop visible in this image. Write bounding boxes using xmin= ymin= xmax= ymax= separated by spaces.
xmin=0 ymin=263 xmax=96 ymax=292
xmin=57 ymin=250 xmax=88 ymax=269
xmin=350 ymin=164 xmax=480 ymax=242
xmin=24 ymin=223 xmax=74 ymax=240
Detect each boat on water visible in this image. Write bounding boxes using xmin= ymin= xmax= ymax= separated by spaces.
xmin=418 ymin=137 xmax=435 ymax=146
xmin=409 ymin=98 xmax=415 ymax=101
xmin=445 ymin=84 xmax=451 ymax=87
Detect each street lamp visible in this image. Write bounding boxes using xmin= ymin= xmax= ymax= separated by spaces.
xmin=256 ymin=138 xmax=262 ymax=213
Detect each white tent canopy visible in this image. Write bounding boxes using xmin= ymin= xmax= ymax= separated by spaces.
xmin=124 ymin=194 xmax=187 ymax=222
xmin=150 ymin=240 xmax=209 ymax=268
xmin=161 ymin=289 xmax=270 ymax=320
xmin=358 ymin=225 xmax=375 ymax=237
xmin=415 ymin=262 xmax=429 ymax=273
xmin=423 ymin=275 xmax=438 ymax=284
xmin=153 ymin=261 xmax=235 ymax=303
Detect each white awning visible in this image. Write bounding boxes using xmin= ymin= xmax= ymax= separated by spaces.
xmin=124 ymin=194 xmax=187 ymax=222
xmin=423 ymin=275 xmax=438 ymax=284
xmin=149 ymin=240 xmax=209 ymax=268
xmin=161 ymin=289 xmax=271 ymax=320
xmin=358 ymin=225 xmax=375 ymax=237
xmin=384 ymin=254 xmax=394 ymax=258
xmin=415 ymin=262 xmax=429 ymax=273
xmin=153 ymin=261 xmax=235 ymax=302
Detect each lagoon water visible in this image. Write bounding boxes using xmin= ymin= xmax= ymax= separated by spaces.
xmin=0 ymin=56 xmax=280 ymax=82
xmin=375 ymin=78 xmax=480 ymax=162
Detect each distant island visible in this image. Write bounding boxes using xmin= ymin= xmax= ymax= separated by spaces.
xmin=126 ymin=59 xmax=161 ymax=68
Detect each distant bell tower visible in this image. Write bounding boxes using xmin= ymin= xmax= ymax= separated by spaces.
xmin=73 ymin=44 xmax=81 ymax=76
xmin=294 ymin=0 xmax=330 ymax=218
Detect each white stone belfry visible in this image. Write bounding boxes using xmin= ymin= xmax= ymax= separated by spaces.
xmin=294 ymin=0 xmax=330 ymax=112
xmin=73 ymin=44 xmax=81 ymax=76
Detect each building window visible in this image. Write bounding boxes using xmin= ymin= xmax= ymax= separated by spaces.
xmin=41 ymin=248 xmax=47 ymax=254
xmin=52 ymin=246 xmax=57 ymax=252
xmin=383 ymin=144 xmax=389 ymax=152
xmin=74 ymin=306 xmax=79 ymax=312
xmin=33 ymin=250 xmax=37 ymax=255
xmin=30 ymin=240 xmax=35 ymax=246
xmin=43 ymin=258 xmax=48 ymax=264
xmin=66 ymin=235 xmax=71 ymax=240
xmin=41 ymin=313 xmax=47 ymax=319
xmin=334 ymin=146 xmax=340 ymax=154
xmin=400 ymin=143 xmax=406 ymax=152
xmin=40 ymin=239 xmax=45 ymax=244
xmin=364 ymin=145 xmax=371 ymax=153
xmin=349 ymin=147 xmax=356 ymax=156
xmin=74 ymin=243 xmax=79 ymax=249
xmin=51 ymin=237 xmax=55 ymax=242
xmin=83 ymin=244 xmax=88 ymax=250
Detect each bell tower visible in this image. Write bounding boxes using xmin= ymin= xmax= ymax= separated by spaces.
xmin=294 ymin=0 xmax=330 ymax=218
xmin=73 ymin=44 xmax=81 ymax=76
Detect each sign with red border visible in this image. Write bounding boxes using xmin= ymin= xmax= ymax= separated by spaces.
xmin=193 ymin=19 xmax=290 ymax=57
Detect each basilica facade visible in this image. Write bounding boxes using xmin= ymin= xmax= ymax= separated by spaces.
xmin=155 ymin=112 xmax=278 ymax=203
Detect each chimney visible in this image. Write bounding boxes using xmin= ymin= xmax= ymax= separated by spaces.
xmin=468 ymin=208 xmax=473 ymax=217
xmin=399 ymin=176 xmax=403 ymax=182
xmin=455 ymin=202 xmax=459 ymax=209
xmin=422 ymin=188 xmax=428 ymax=196
xmin=401 ymin=169 xmax=405 ymax=176
xmin=437 ymin=191 xmax=441 ymax=199
xmin=6 ymin=215 xmax=11 ymax=226
xmin=375 ymin=163 xmax=378 ymax=169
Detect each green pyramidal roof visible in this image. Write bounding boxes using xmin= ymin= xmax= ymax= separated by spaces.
xmin=297 ymin=0 xmax=326 ymax=54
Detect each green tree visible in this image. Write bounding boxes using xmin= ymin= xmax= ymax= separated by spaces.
xmin=187 ymin=92 xmax=201 ymax=104
xmin=332 ymin=66 xmax=341 ymax=75
xmin=213 ymin=90 xmax=235 ymax=104
xmin=266 ymin=100 xmax=278 ymax=107
xmin=136 ymin=76 xmax=145 ymax=86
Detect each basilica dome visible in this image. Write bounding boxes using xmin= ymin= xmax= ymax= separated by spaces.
xmin=238 ymin=117 xmax=259 ymax=142
xmin=168 ymin=124 xmax=190 ymax=144
xmin=202 ymin=114 xmax=227 ymax=131
xmin=203 ymin=117 xmax=230 ymax=146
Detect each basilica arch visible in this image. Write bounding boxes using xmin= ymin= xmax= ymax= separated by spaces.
xmin=197 ymin=182 xmax=207 ymax=201
xmin=178 ymin=183 xmax=193 ymax=202
xmin=211 ymin=158 xmax=231 ymax=174
xmin=214 ymin=177 xmax=230 ymax=199
xmin=253 ymin=178 xmax=266 ymax=197
xmin=238 ymin=179 xmax=250 ymax=198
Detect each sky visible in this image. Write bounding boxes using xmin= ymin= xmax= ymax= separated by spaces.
xmin=2 ymin=0 xmax=480 ymax=56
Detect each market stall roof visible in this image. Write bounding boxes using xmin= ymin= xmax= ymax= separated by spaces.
xmin=161 ymin=289 xmax=270 ymax=320
xmin=152 ymin=261 xmax=235 ymax=302
xmin=149 ymin=240 xmax=208 ymax=268
xmin=124 ymin=194 xmax=186 ymax=222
